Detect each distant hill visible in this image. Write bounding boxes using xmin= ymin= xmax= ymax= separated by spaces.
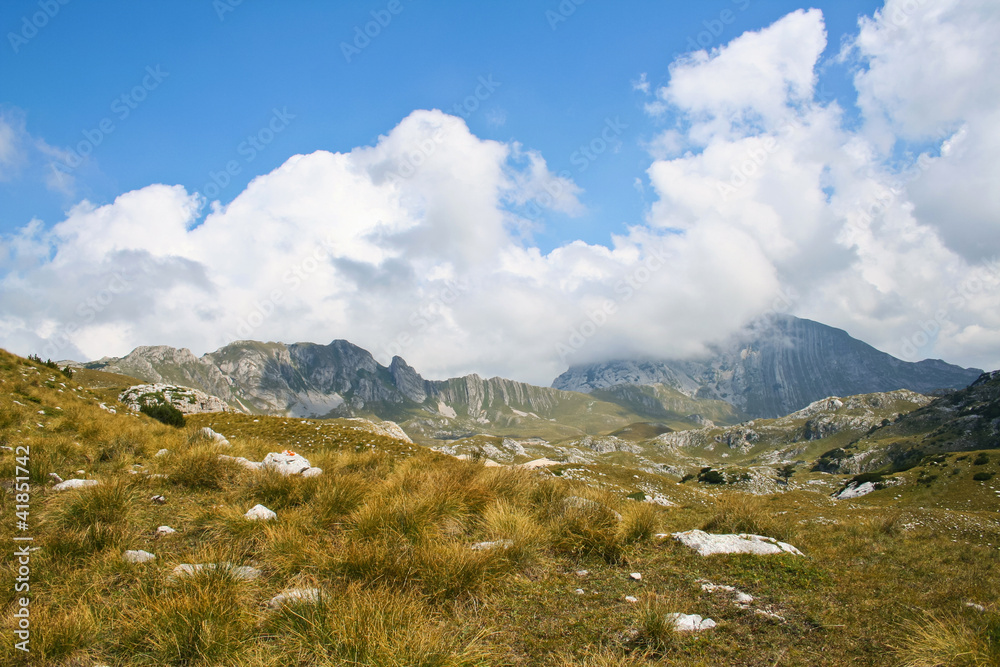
xmin=551 ymin=315 xmax=982 ymax=418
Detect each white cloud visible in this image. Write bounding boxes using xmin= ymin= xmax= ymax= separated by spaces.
xmin=2 ymin=1 xmax=1000 ymax=382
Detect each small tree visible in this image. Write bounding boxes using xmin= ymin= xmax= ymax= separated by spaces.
xmin=778 ymin=464 xmax=796 ymax=483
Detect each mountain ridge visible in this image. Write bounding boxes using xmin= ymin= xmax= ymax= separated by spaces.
xmin=552 ymin=315 xmax=981 ymax=418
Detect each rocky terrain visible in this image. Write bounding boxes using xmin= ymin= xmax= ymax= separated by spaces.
xmin=552 ymin=315 xmax=981 ymax=418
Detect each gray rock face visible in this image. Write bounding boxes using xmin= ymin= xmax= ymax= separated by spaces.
xmin=88 ymin=339 xmax=577 ymax=422
xmin=552 ymin=315 xmax=982 ymax=418
xmin=120 ymin=384 xmax=231 ymax=415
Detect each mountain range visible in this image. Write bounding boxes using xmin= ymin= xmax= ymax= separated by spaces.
xmin=81 ymin=315 xmax=982 ymax=441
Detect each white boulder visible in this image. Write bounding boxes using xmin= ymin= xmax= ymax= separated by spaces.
xmin=171 ymin=563 xmax=261 ymax=581
xmin=245 ymin=504 xmax=277 ymax=521
xmin=53 ymin=479 xmax=99 ymax=491
xmin=155 ymin=525 xmax=177 ymax=536
xmin=199 ymin=427 xmax=230 ymax=446
xmin=670 ymin=530 xmax=803 ymax=557
xmin=836 ymin=482 xmax=875 ymax=499
xmin=267 ymin=588 xmax=321 ymax=609
xmin=667 ymin=613 xmax=717 ymax=632
xmin=123 ymin=550 xmax=156 ymax=564
xmin=262 ymin=451 xmax=313 ymax=476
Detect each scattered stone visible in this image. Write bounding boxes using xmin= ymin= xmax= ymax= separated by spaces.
xmin=98 ymin=403 xmax=117 ymax=414
xmin=219 ymin=454 xmax=262 ymax=471
xmin=155 ymin=448 xmax=170 ymax=457
xmin=754 ymin=609 xmax=786 ymax=622
xmin=629 ymin=572 xmax=642 ymax=581
xmin=575 ymin=570 xmax=589 ymax=578
xmin=575 ymin=589 xmax=586 ymax=595
xmin=625 ymin=595 xmax=639 ymax=603
xmin=644 ymin=494 xmax=676 ymax=507
xmin=48 ymin=472 xmax=64 ymax=484
xmin=301 ymin=466 xmax=324 ymax=478
xmin=75 ymin=469 xmax=86 ymax=475
xmin=155 ymin=525 xmax=177 ymax=536
xmin=171 ymin=563 xmax=261 ymax=581
xmin=670 ymin=530 xmax=803 ymax=557
xmin=698 ymin=580 xmax=753 ymax=605
xmin=667 ymin=613 xmax=717 ymax=632
xmin=245 ymin=504 xmax=277 ymax=521
xmin=150 ymin=495 xmax=167 ymax=505
xmin=53 ymin=479 xmax=99 ymax=491
xmin=123 ymin=550 xmax=156 ymax=564
xmin=268 ymin=588 xmax=321 ymax=609
xmin=966 ymin=602 xmax=986 ymax=612
xmin=470 ymin=539 xmax=513 ymax=551
xmin=199 ymin=427 xmax=231 ymax=446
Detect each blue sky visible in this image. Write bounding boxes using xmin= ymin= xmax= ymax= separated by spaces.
xmin=1 ymin=0 xmax=879 ymax=250
xmin=2 ymin=0 xmax=998 ymax=384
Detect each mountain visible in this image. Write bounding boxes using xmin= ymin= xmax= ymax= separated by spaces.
xmin=83 ymin=340 xmax=727 ymax=441
xmin=821 ymin=369 xmax=1000 ymax=474
xmin=551 ymin=314 xmax=982 ymax=418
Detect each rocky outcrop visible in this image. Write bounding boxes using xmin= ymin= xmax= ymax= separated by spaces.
xmin=552 ymin=315 xmax=981 ymax=418
xmin=120 ymin=383 xmax=232 ymax=415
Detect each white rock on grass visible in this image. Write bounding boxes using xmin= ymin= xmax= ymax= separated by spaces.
xmin=667 ymin=613 xmax=717 ymax=632
xmin=48 ymin=472 xmax=64 ymax=484
xmin=171 ymin=563 xmax=261 ymax=581
xmin=261 ymin=451 xmax=317 ymax=476
xmin=699 ymin=581 xmax=754 ymax=605
xmin=836 ymin=482 xmax=876 ymax=499
xmin=53 ymin=479 xmax=99 ymax=491
xmin=470 ymin=539 xmax=513 ymax=551
xmin=629 ymin=572 xmax=642 ymax=581
xmin=199 ymin=427 xmax=230 ymax=446
xmin=624 ymin=595 xmax=639 ymax=603
xmin=520 ymin=458 xmax=562 ymax=469
xmin=219 ymin=454 xmax=262 ymax=471
xmin=156 ymin=526 xmax=177 ymax=536
xmin=669 ymin=530 xmax=803 ymax=557
xmin=123 ymin=550 xmax=156 ymax=564
xmin=155 ymin=448 xmax=170 ymax=457
xmin=245 ymin=504 xmax=277 ymax=521
xmin=268 ymin=588 xmax=321 ymax=609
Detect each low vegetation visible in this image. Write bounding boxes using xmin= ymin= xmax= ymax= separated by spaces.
xmin=0 ymin=348 xmax=998 ymax=665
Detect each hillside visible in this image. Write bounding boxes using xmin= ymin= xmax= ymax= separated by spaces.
xmin=552 ymin=315 xmax=982 ymax=418
xmin=4 ymin=347 xmax=998 ymax=666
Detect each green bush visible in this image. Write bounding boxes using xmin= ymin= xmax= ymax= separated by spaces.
xmin=973 ymin=472 xmax=993 ymax=481
xmin=973 ymin=453 xmax=990 ymax=466
xmin=698 ymin=468 xmax=725 ymax=484
xmin=140 ymin=402 xmax=186 ymax=427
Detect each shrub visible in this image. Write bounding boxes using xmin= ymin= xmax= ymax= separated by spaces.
xmin=698 ymin=468 xmax=725 ymax=484
xmin=973 ymin=472 xmax=993 ymax=481
xmin=973 ymin=453 xmax=990 ymax=466
xmin=140 ymin=402 xmax=186 ymax=428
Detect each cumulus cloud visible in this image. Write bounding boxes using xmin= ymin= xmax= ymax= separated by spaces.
xmin=2 ymin=0 xmax=999 ymax=383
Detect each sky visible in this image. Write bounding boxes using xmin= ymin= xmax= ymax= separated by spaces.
xmin=1 ymin=0 xmax=999 ymax=386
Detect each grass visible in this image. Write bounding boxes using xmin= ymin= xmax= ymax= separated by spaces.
xmin=1 ymin=347 xmax=999 ymax=666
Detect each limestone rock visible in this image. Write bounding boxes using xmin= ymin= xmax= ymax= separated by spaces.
xmin=53 ymin=479 xmax=99 ymax=491
xmin=245 ymin=504 xmax=277 ymax=521
xmin=670 ymin=529 xmax=803 ymax=557
xmin=667 ymin=613 xmax=717 ymax=632
xmin=268 ymin=588 xmax=321 ymax=609
xmin=120 ymin=383 xmax=231 ymax=415
xmin=171 ymin=563 xmax=261 ymax=581
xmin=123 ymin=550 xmax=156 ymax=564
